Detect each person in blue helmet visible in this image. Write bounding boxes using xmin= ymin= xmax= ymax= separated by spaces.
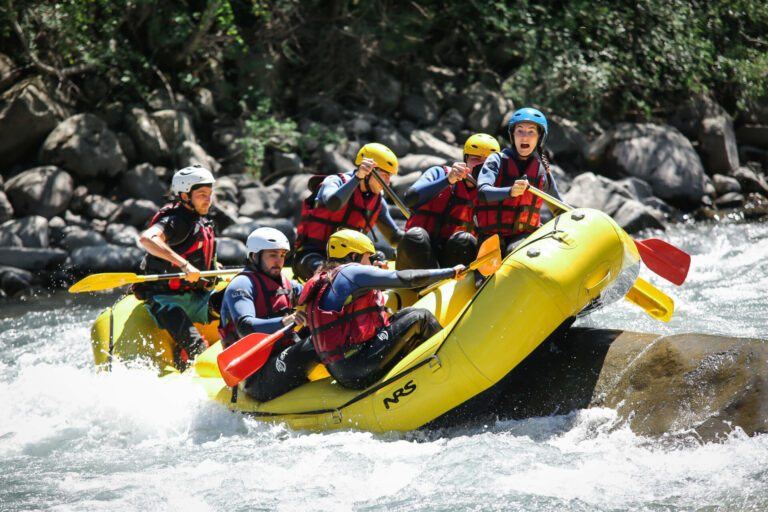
xmin=475 ymin=107 xmax=564 ymax=256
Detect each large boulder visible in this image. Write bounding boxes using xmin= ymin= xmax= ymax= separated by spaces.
xmin=0 ymin=77 xmax=67 ymax=166
xmin=409 ymin=130 xmax=461 ymax=162
xmin=0 ymin=246 xmax=67 ymax=271
xmin=4 ymin=166 xmax=74 ymax=218
xmin=587 ymin=123 xmax=707 ymax=208
xmin=119 ymin=163 xmax=167 ymax=205
xmin=38 ymin=113 xmax=127 ymax=178
xmin=0 ymin=215 xmax=50 ymax=247
xmin=125 ymin=107 xmax=170 ymax=163
xmin=69 ymin=244 xmax=143 ymax=274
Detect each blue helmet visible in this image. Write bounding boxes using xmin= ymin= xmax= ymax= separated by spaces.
xmin=508 ymin=107 xmax=548 ymax=146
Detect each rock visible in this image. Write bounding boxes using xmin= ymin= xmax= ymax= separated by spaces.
xmin=736 ymin=124 xmax=768 ymax=150
xmin=0 ymin=76 xmax=67 ymax=166
xmin=108 ymin=198 xmax=159 ymax=227
xmin=120 ymin=163 xmax=167 ymax=205
xmin=216 ymin=237 xmax=248 ymax=267
xmin=270 ymin=151 xmax=304 ymax=175
xmin=38 ymin=113 xmax=127 ymax=178
xmin=0 ymin=215 xmax=50 ymax=247
xmin=69 ymin=244 xmax=143 ymax=274
xmin=81 ymin=194 xmax=121 ymax=220
xmin=150 ymin=109 xmax=197 ymax=148
xmin=732 ymin=166 xmax=768 ymax=196
xmin=239 ymin=184 xmax=289 ymax=218
xmin=104 ymin=223 xmax=140 ymax=247
xmin=373 ymin=124 xmax=411 ymax=158
xmin=117 ymin=131 xmax=137 ymax=163
xmin=409 ymin=130 xmax=462 ymax=162
xmin=461 ymin=84 xmax=508 ymax=134
xmin=390 ymin=172 xmax=420 ymax=198
xmin=699 ymin=115 xmax=740 ymax=174
xmin=590 ymin=330 xmax=768 ymax=440
xmin=344 ymin=113 xmax=375 ymax=139
xmin=0 ymin=246 xmax=67 ymax=271
xmin=0 ymin=230 xmax=22 ymax=247
xmin=125 ymin=107 xmax=170 ymax=163
xmin=0 ymin=190 xmax=13 ymax=223
xmin=320 ymin=144 xmax=356 ymax=174
xmin=4 ymin=165 xmax=74 ymax=218
xmin=369 ymin=71 xmax=402 ymax=114
xmin=400 ymin=94 xmax=439 ymax=125
xmin=0 ymin=265 xmax=33 ymax=298
xmin=221 ymin=218 xmax=296 ymax=246
xmin=548 ymin=116 xmax=589 ymax=169
xmin=397 ymin=154 xmax=446 ymax=175
xmin=713 ymin=191 xmax=744 ymax=209
xmin=194 ymin=87 xmax=217 ymax=119
xmin=712 ymin=174 xmax=741 ymax=196
xmin=176 ymin=140 xmax=221 ymax=174
xmin=0 ymin=53 xmax=20 ymax=92
xmin=58 ymin=226 xmax=107 ymax=251
xmin=590 ymin=123 xmax=706 ymax=208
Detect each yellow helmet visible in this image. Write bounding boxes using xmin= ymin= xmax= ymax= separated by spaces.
xmin=327 ymin=229 xmax=376 ymax=260
xmin=355 ymin=143 xmax=398 ymax=175
xmin=463 ymin=133 xmax=500 ymax=160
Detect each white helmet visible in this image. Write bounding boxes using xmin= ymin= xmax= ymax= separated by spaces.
xmin=246 ymin=227 xmax=290 ymax=255
xmin=171 ymin=165 xmax=215 ymax=195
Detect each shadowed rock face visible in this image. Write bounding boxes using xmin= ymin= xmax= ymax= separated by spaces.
xmin=427 ymin=326 xmax=768 ymax=442
xmin=592 ymin=331 xmax=768 ymax=440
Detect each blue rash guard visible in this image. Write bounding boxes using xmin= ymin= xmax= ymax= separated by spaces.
xmin=319 ymin=264 xmax=458 ymax=312
xmin=219 ymin=273 xmax=303 ymax=338
xmin=402 ymin=166 xmax=458 ymax=209
xmin=315 ymin=172 xmax=403 ymax=246
xmin=477 ymin=149 xmax=562 ymax=204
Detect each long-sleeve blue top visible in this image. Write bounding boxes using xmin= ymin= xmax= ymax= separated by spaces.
xmin=477 ymin=148 xmax=562 ymax=203
xmin=320 ymin=264 xmax=457 ymax=312
xmin=315 ymin=172 xmax=402 ymax=246
xmin=403 ymin=165 xmax=453 ymax=209
xmin=220 ymin=272 xmax=303 ymax=337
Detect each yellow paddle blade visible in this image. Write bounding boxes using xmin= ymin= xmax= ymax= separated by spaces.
xmin=624 ymin=277 xmax=674 ymax=322
xmin=68 ymin=272 xmax=143 ymax=293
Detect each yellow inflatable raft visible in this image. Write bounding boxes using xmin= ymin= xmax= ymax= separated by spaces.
xmin=91 ymin=208 xmax=639 ymax=433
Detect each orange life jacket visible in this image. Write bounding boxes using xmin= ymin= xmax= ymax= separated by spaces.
xmin=298 ymin=263 xmax=389 ymax=365
xmin=218 ymin=270 xmax=296 ymax=348
xmin=475 ymin=155 xmax=546 ymax=237
xmin=295 ymin=174 xmax=383 ymax=250
xmin=405 ymin=166 xmax=478 ymax=241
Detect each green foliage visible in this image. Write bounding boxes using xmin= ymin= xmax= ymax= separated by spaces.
xmin=1 ymin=0 xmax=766 ymax=124
xmin=237 ymin=98 xmax=300 ymax=179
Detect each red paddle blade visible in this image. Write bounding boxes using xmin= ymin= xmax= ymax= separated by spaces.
xmin=217 ymin=331 xmax=280 ymax=387
xmin=634 ymin=239 xmax=691 ymax=286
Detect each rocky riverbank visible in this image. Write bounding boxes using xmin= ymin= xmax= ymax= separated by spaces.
xmin=2 ymin=54 xmax=768 ymax=299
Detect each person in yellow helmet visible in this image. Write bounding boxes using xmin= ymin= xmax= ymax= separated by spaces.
xmin=298 ymin=229 xmax=466 ymax=389
xmin=396 ymin=134 xmax=500 ymax=270
xmin=293 ymin=142 xmax=404 ymax=282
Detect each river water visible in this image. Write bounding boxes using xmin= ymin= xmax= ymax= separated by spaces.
xmin=1 ymin=220 xmax=767 ymax=511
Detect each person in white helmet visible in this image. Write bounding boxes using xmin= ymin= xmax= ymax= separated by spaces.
xmin=135 ymin=165 xmax=219 ymax=370
xmin=218 ymin=227 xmax=318 ymax=402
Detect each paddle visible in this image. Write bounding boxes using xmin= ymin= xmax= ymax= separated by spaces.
xmin=625 ymin=277 xmax=674 ymax=322
xmin=370 ymin=168 xmax=411 ymax=220
xmin=217 ymin=323 xmax=295 ymax=387
xmin=68 ymin=268 xmax=242 ymax=293
xmin=525 ymin=186 xmax=690 ymax=285
xmin=418 ymin=234 xmax=502 ymax=296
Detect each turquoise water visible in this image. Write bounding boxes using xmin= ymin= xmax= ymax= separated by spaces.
xmin=1 ymin=221 xmax=767 ymax=511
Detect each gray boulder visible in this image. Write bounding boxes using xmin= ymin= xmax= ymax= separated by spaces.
xmin=58 ymin=226 xmax=107 ymax=251
xmin=216 ymin=237 xmax=248 ymax=267
xmin=588 ymin=123 xmax=706 ymax=208
xmin=409 ymin=130 xmax=462 ymax=162
xmin=151 ymin=109 xmax=197 ymax=148
xmin=0 ymin=190 xmax=13 ymax=223
xmin=120 ymin=163 xmax=167 ymax=205
xmin=70 ymin=244 xmax=143 ymax=274
xmin=108 ymin=198 xmax=159 ymax=227
xmin=239 ymin=184 xmax=289 ymax=218
xmin=397 ymin=154 xmax=445 ymax=176
xmin=0 ymin=265 xmax=33 ymax=298
xmin=4 ymin=166 xmax=74 ymax=218
xmin=0 ymin=215 xmax=50 ymax=247
xmin=104 ymin=223 xmax=140 ymax=247
xmin=125 ymin=107 xmax=170 ymax=163
xmin=39 ymin=113 xmax=127 ymax=178
xmin=400 ymin=94 xmax=439 ymax=125
xmin=699 ymin=115 xmax=740 ymax=174
xmin=0 ymin=246 xmax=67 ymax=271
xmin=0 ymin=77 xmax=67 ymax=166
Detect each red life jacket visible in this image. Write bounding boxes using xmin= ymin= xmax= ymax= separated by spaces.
xmin=218 ymin=270 xmax=296 ymax=348
xmin=135 ymin=203 xmax=216 ymax=296
xmin=297 ymin=263 xmax=389 ymax=365
xmin=475 ymin=155 xmax=547 ymax=237
xmin=295 ymin=173 xmax=383 ymax=250
xmin=405 ymin=166 xmax=478 ymax=241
